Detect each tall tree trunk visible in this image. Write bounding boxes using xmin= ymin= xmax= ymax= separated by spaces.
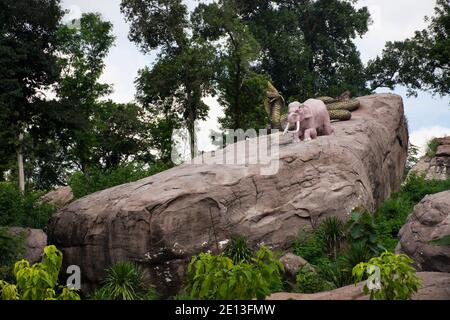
xmin=17 ymin=132 xmax=25 ymax=193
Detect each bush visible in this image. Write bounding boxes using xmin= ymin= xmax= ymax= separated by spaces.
xmin=346 ymin=210 xmax=381 ymax=254
xmin=425 ymin=138 xmax=440 ymax=157
xmin=317 ymin=217 xmax=345 ymax=260
xmin=0 ymin=182 xmax=55 ymax=229
xmin=223 ymin=235 xmax=253 ymax=264
xmin=0 ymin=245 xmax=80 ymax=300
xmin=185 ymin=246 xmax=284 ymax=300
xmin=90 ymin=261 xmax=159 ymax=300
xmin=0 ymin=227 xmax=25 ymax=281
xmin=353 ymin=252 xmax=421 ymax=300
xmin=295 ymin=266 xmax=336 ymax=293
xmin=69 ymin=162 xmax=170 ymax=198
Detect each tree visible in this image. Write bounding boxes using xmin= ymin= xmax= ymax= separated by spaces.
xmin=0 ymin=0 xmax=64 ymax=191
xmin=121 ymin=0 xmax=216 ymax=159
xmin=367 ymin=0 xmax=449 ymax=97
xmin=192 ymin=0 xmax=269 ymax=131
xmin=54 ymin=12 xmax=115 ymax=172
xmin=236 ymin=0 xmax=371 ymax=101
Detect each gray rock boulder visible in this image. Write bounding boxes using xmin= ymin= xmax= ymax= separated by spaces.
xmin=40 ymin=186 xmax=74 ymax=208
xmin=8 ymin=227 xmax=47 ymax=264
xmin=396 ymin=191 xmax=450 ymax=272
xmin=49 ymin=93 xmax=408 ymax=296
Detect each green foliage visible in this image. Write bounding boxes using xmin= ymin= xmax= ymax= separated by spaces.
xmin=295 ymin=266 xmax=336 ymax=293
xmin=292 ymin=217 xmax=345 ymax=263
xmin=0 ymin=0 xmax=63 ymax=181
xmin=353 ymin=252 xmax=421 ymax=300
xmin=405 ymin=143 xmax=420 ymax=175
xmin=103 ymin=262 xmax=144 ymax=300
xmin=69 ymin=162 xmax=170 ymax=198
xmin=122 ymin=0 xmax=216 ymax=159
xmin=375 ymin=174 xmax=450 ymax=251
xmin=429 ymin=235 xmax=450 ymax=246
xmin=185 ymin=245 xmax=284 ymax=300
xmin=317 ymin=217 xmax=345 ymax=260
xmin=0 ymin=245 xmax=80 ymax=300
xmin=239 ymin=0 xmax=371 ymax=100
xmin=224 ymin=236 xmax=253 ymax=264
xmin=346 ymin=210 xmax=381 ymax=254
xmin=367 ymin=0 xmax=450 ymax=96
xmin=92 ymin=261 xmax=158 ymax=300
xmin=426 ymin=138 xmax=440 ymax=157
xmin=292 ymin=228 xmax=326 ymax=265
xmin=0 ymin=227 xmax=25 ymax=281
xmin=0 ymin=182 xmax=56 ymax=229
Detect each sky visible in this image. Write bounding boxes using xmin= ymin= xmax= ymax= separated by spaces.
xmin=61 ymin=0 xmax=450 ymax=154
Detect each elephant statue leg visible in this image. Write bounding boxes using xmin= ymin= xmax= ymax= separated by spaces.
xmin=323 ymin=122 xmax=334 ymax=135
xmin=304 ymin=128 xmax=317 ymax=141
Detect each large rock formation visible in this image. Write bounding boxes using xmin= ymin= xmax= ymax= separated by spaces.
xmin=410 ymin=136 xmax=450 ymax=180
xmin=267 ymin=272 xmax=450 ymax=300
xmin=396 ymin=191 xmax=450 ymax=272
xmin=49 ymin=93 xmax=408 ymax=296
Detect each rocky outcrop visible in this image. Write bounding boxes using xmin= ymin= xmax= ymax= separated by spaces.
xmin=8 ymin=227 xmax=47 ymax=264
xmin=49 ymin=93 xmax=408 ymax=296
xmin=40 ymin=186 xmax=74 ymax=208
xmin=410 ymin=136 xmax=450 ymax=180
xmin=396 ymin=191 xmax=450 ymax=272
xmin=267 ymin=272 xmax=450 ymax=300
xmin=279 ymin=253 xmax=310 ymax=287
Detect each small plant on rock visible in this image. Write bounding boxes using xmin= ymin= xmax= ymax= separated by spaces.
xmin=91 ymin=261 xmax=158 ymax=300
xmin=317 ymin=217 xmax=345 ymax=260
xmin=352 ymin=251 xmax=421 ymax=300
xmin=295 ymin=266 xmax=335 ymax=293
xmin=224 ymin=235 xmax=253 ymax=264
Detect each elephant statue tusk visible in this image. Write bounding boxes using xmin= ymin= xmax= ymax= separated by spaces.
xmin=283 ymin=123 xmax=290 ymax=135
xmin=293 ymin=120 xmax=300 ymax=133
xmin=283 ymin=120 xmax=301 ymax=135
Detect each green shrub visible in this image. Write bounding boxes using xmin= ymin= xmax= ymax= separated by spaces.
xmin=425 ymin=138 xmax=440 ymax=157
xmin=317 ymin=217 xmax=345 ymax=259
xmin=353 ymin=251 xmax=421 ymax=300
xmin=292 ymin=228 xmax=326 ymax=265
xmin=0 ymin=227 xmax=25 ymax=281
xmin=185 ymin=245 xmax=284 ymax=300
xmin=292 ymin=217 xmax=345 ymax=265
xmin=69 ymin=162 xmax=170 ymax=198
xmin=0 ymin=182 xmax=55 ymax=229
xmin=346 ymin=210 xmax=381 ymax=254
xmin=0 ymin=245 xmax=80 ymax=300
xmin=90 ymin=261 xmax=158 ymax=300
xmin=295 ymin=266 xmax=335 ymax=293
xmin=223 ymin=235 xmax=253 ymax=264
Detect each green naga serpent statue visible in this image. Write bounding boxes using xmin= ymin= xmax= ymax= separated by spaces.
xmin=264 ymin=82 xmax=360 ymax=130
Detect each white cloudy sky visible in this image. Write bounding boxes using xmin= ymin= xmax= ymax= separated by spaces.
xmin=61 ymin=0 xmax=450 ymax=154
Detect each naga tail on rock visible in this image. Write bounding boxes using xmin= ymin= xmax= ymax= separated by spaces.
xmin=326 ymin=99 xmax=360 ymax=112
xmin=328 ymin=109 xmax=352 ymax=121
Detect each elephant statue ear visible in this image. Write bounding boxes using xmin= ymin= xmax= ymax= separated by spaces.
xmin=302 ymin=106 xmax=313 ymax=119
